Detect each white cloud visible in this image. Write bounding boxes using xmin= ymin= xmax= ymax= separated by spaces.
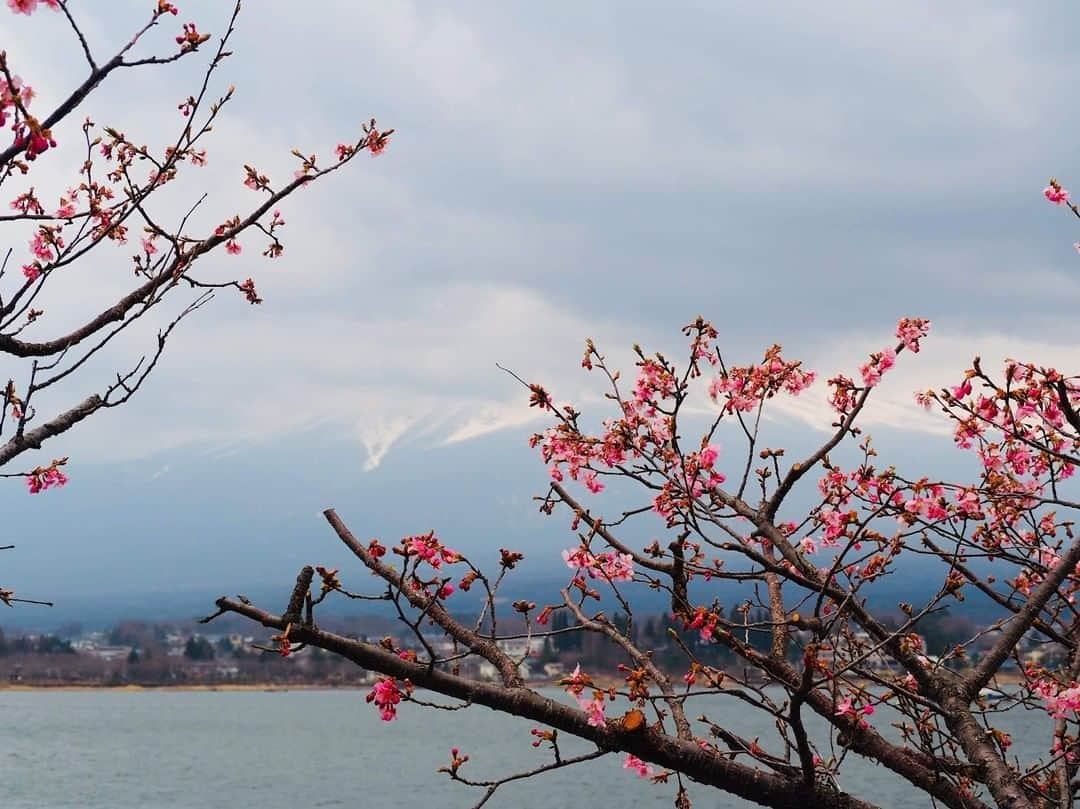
xmin=6 ymin=0 xmax=1080 ymax=478
xmin=22 ymin=281 xmax=644 ymax=468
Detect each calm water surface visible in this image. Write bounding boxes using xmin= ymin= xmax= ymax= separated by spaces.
xmin=0 ymin=688 xmax=1052 ymax=808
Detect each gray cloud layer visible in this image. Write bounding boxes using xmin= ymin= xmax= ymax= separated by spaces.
xmin=1 ymin=1 xmax=1078 ymax=602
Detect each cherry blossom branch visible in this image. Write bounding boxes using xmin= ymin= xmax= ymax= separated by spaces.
xmin=322 ymin=509 xmax=525 ymax=687
xmin=0 ymin=393 xmax=99 ymax=466
xmin=561 ymin=589 xmax=692 ymax=741
xmin=966 ymin=536 xmax=1080 ymax=696
xmin=0 ymin=5 xmax=196 ymax=169
xmin=207 ymin=593 xmax=885 ymax=809
xmin=215 ymin=312 xmax=1080 ymax=808
xmin=443 ymin=749 xmax=608 ymax=809
xmin=56 ymin=1 xmax=96 ymax=71
xmin=550 ymin=482 xmax=674 ymax=574
xmin=921 ymin=535 xmax=1072 ymax=648
xmin=763 ymin=362 xmax=881 ymax=520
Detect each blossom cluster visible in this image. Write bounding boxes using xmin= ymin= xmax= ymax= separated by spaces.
xmin=1032 ymin=677 xmax=1080 ymax=720
xmin=1 ymin=71 xmax=54 ymax=160
xmin=834 ymin=695 xmax=875 ymax=729
xmin=391 ymin=532 xmax=461 ymax=600
xmin=366 ymin=677 xmax=407 ymax=722
xmin=682 ymin=606 xmax=720 ymax=643
xmin=708 ymin=344 xmax=816 ymax=414
xmin=623 ymin=754 xmax=654 ymax=778
xmin=6 ymin=0 xmax=58 ymax=19
xmin=561 ymin=546 xmax=634 ymax=582
xmin=859 ymin=347 xmax=896 ymax=388
xmin=534 ymin=322 xmax=731 ymax=503
xmin=402 ymin=531 xmax=459 ymax=569
xmin=562 ymin=664 xmax=608 ymax=727
xmin=1044 ymin=179 xmax=1070 ymax=206
xmin=25 ymin=460 xmax=68 ymax=494
xmin=895 ymin=317 xmax=930 ymax=353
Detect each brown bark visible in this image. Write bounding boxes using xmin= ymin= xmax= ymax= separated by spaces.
xmin=214 ymin=594 xmax=883 ymax=809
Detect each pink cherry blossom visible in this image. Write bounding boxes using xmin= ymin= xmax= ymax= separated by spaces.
xmin=1044 ymin=184 xmax=1070 ymax=205
xmin=600 ymin=551 xmax=634 ymax=582
xmin=561 ymin=547 xmax=633 ymax=582
xmin=684 ymin=606 xmax=718 ymax=642
xmin=562 ymin=547 xmax=591 ymax=571
xmin=860 ymin=347 xmax=897 ymax=388
xmin=709 ymin=345 xmax=815 ymax=414
xmin=579 ymin=695 xmax=606 ymax=727
xmin=699 ymin=444 xmax=721 ymax=468
xmin=623 ymin=754 xmax=654 ymax=778
xmin=1038 ymin=681 xmax=1080 ymax=719
xmin=366 ymin=677 xmax=403 ymax=722
xmin=406 ymin=532 xmax=458 ymax=569
xmin=582 ymin=470 xmax=604 ymax=493
xmin=29 ymin=230 xmax=55 ymax=261
xmin=26 ymin=465 xmax=67 ymax=494
xmin=54 ymin=196 xmax=76 ymax=218
xmin=950 ymin=378 xmax=972 ymax=399
xmin=367 ymin=128 xmax=390 ymax=156
xmin=562 ymin=664 xmax=590 ymax=697
xmin=7 ymin=0 xmax=38 ymax=15
xmin=895 ymin=317 xmax=931 ymax=353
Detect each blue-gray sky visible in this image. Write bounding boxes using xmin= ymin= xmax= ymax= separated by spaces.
xmin=1 ymin=1 xmax=1078 ymax=614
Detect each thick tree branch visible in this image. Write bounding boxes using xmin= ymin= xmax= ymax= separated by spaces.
xmin=966 ymin=536 xmax=1080 ymax=696
xmin=0 ymin=393 xmax=100 ymax=466
xmin=212 ymin=594 xmax=884 ymax=809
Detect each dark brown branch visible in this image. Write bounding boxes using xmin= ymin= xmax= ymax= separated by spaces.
xmin=762 ymin=344 xmax=911 ymax=520
xmin=551 ymin=482 xmax=674 ymax=574
xmin=966 ymin=535 xmax=1080 ymax=695
xmin=448 ymin=749 xmax=608 ymax=809
xmin=322 ymin=509 xmax=525 ymax=688
xmin=562 ymin=589 xmax=692 ymax=741
xmin=922 ymin=536 xmax=1072 ymax=648
xmin=283 ymin=566 xmax=314 ymax=626
xmin=211 ymin=594 xmax=884 ymax=809
xmin=0 ymin=393 xmax=101 ymax=466
xmin=940 ymin=686 xmax=1035 ymax=809
xmin=712 ymin=631 xmax=990 ymax=809
xmin=1054 ymin=380 xmax=1080 ymax=437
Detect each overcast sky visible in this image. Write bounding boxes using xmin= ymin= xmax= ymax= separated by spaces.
xmin=1 ymin=1 xmax=1078 ymax=612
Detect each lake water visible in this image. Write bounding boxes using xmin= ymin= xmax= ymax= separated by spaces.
xmin=0 ymin=688 xmax=1052 ymax=808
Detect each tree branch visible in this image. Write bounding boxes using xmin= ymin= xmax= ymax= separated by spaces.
xmin=211 ymin=594 xmax=884 ymax=809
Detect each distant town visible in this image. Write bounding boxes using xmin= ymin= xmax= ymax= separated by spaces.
xmin=0 ymin=605 xmax=1055 ymax=688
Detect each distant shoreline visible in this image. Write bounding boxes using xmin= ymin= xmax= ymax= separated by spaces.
xmin=0 ymin=671 xmax=1029 ymax=693
xmin=0 ymin=683 xmax=356 ymax=692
